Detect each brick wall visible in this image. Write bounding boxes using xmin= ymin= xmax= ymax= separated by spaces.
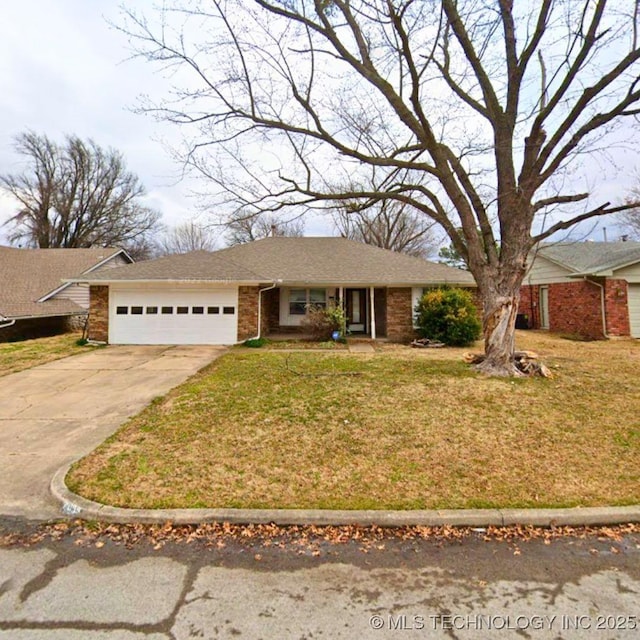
xmin=519 ymin=279 xmax=631 ymax=339
xmin=604 ymin=279 xmax=630 ymax=337
xmin=88 ymin=286 xmax=109 ymax=342
xmin=548 ymin=281 xmax=603 ymax=339
xmin=237 ymin=286 xmax=260 ymax=341
xmin=386 ymin=287 xmax=415 ymax=342
xmin=264 ymin=288 xmax=280 ymax=333
xmin=519 ymin=285 xmax=539 ymax=328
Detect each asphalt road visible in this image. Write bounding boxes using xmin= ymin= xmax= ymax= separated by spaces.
xmin=0 ymin=518 xmax=639 ymax=639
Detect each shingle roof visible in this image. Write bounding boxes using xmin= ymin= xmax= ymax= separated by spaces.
xmin=538 ymin=241 xmax=640 ymax=275
xmin=77 ymin=237 xmax=476 ymax=286
xmin=0 ymin=246 xmax=127 ymax=319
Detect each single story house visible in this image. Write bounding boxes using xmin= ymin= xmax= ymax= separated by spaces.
xmin=71 ymin=237 xmax=476 ymax=345
xmin=520 ymin=241 xmax=640 ymax=339
xmin=0 ymin=246 xmax=132 ymax=341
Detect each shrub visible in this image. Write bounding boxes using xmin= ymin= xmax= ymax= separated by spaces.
xmin=244 ymin=337 xmax=267 ymax=348
xmin=301 ymin=305 xmax=346 ymax=341
xmin=415 ymin=287 xmax=482 ymax=346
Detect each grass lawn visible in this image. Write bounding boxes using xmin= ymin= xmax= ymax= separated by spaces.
xmin=0 ymin=333 xmax=93 ymax=377
xmin=67 ymin=331 xmax=640 ymax=511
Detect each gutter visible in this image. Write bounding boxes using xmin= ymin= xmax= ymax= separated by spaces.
xmin=586 ymin=277 xmax=609 ymax=339
xmin=0 ymin=316 xmax=16 ymax=330
xmin=252 ymin=281 xmax=281 ymax=341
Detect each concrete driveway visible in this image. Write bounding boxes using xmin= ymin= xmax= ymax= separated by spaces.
xmin=0 ymin=345 xmax=225 ymax=520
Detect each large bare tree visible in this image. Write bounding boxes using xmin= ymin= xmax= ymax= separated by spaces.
xmin=121 ymin=1 xmax=640 ymax=374
xmin=1 ymin=132 xmax=160 ymax=251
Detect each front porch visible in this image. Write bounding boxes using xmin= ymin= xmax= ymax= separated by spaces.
xmin=255 ymin=285 xmax=416 ymax=342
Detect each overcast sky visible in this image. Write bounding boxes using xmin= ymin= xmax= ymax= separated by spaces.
xmin=0 ymin=1 xmax=635 ymax=248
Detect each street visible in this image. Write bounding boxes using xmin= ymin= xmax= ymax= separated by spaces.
xmin=0 ymin=518 xmax=638 ymax=639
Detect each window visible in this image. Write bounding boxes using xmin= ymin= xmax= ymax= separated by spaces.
xmin=131 ymin=306 xmax=143 ymax=315
xmin=116 ymin=306 xmax=128 ymax=315
xmin=289 ymin=289 xmax=308 ymax=315
xmin=207 ymin=306 xmax=220 ymax=314
xmin=223 ymin=306 xmax=235 ymax=315
xmin=192 ymin=306 xmax=204 ymax=314
xmin=146 ymin=306 xmax=158 ymax=314
xmin=288 ymin=288 xmax=327 ymax=315
xmin=177 ymin=306 xmax=189 ymax=314
xmin=309 ymin=289 xmax=327 ymax=309
xmin=161 ymin=306 xmax=173 ymax=314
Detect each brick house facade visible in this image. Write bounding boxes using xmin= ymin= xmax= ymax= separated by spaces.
xmin=78 ymin=237 xmax=477 ymax=345
xmin=520 ymin=279 xmax=630 ymax=339
xmin=520 ymin=242 xmax=640 ymax=340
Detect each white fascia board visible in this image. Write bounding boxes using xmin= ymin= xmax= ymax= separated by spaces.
xmin=82 ymin=248 xmax=134 ymax=273
xmin=65 ymin=278 xmax=264 ymax=285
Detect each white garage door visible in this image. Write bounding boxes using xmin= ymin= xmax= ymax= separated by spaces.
xmin=628 ymin=284 xmax=640 ymax=338
xmin=109 ymin=287 xmax=239 ymax=345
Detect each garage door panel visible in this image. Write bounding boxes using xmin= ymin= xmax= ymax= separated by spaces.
xmin=110 ymin=288 xmax=238 ymax=345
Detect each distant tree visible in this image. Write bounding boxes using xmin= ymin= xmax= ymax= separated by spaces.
xmin=123 ymin=235 xmax=158 ymax=261
xmin=333 ymin=199 xmax=437 ymax=259
xmin=226 ymin=213 xmax=304 ymax=246
xmin=618 ymin=188 xmax=640 ymax=240
xmin=438 ymin=244 xmax=468 ymax=270
xmin=1 ymin=131 xmax=160 ymax=250
xmin=157 ymin=221 xmax=218 ymax=254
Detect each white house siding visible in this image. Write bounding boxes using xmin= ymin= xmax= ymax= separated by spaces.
xmin=524 ymin=255 xmax=574 ymax=285
xmin=611 ymin=263 xmax=640 ymax=283
xmin=52 ymin=283 xmax=90 ymax=309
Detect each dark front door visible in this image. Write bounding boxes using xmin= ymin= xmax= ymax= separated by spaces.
xmin=346 ymin=288 xmax=367 ymax=333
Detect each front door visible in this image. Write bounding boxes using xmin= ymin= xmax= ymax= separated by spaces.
xmin=346 ymin=288 xmax=367 ymax=333
xmin=539 ymin=286 xmax=549 ymax=330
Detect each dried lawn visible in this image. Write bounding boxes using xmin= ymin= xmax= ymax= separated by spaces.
xmin=0 ymin=333 xmax=92 ymax=377
xmin=68 ymin=331 xmax=640 ymax=510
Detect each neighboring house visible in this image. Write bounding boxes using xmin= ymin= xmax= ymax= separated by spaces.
xmin=0 ymin=246 xmax=133 ymax=342
xmin=71 ymin=237 xmax=475 ymax=345
xmin=520 ymin=241 xmax=640 ymax=339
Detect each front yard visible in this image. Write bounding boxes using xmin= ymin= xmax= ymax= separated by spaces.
xmin=0 ymin=333 xmax=92 ymax=377
xmin=67 ymin=332 xmax=640 ymax=511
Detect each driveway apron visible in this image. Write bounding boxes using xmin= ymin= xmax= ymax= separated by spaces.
xmin=0 ymin=345 xmax=225 ymax=520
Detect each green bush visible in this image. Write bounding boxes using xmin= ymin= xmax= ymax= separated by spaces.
xmin=415 ymin=287 xmax=482 ymax=346
xmin=243 ymin=337 xmax=267 ymax=348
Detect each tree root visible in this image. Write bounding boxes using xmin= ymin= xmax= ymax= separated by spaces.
xmin=464 ymin=351 xmax=553 ymax=377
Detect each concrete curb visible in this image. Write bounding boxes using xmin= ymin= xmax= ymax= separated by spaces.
xmin=51 ymin=463 xmax=640 ymax=528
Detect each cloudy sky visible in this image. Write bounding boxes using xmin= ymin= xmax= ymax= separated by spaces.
xmin=0 ymin=2 xmax=194 ymax=242
xmin=0 ymin=2 xmax=636 ymax=248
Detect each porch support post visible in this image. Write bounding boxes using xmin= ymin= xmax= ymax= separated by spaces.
xmin=339 ymin=286 xmax=345 ymax=335
xmin=369 ymin=286 xmax=376 ymax=340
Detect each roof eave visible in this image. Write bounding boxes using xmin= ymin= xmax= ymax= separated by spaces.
xmin=568 ymin=270 xmax=613 ymax=278
xmin=37 ymin=248 xmax=133 ymax=302
xmin=66 ymin=278 xmax=266 ymax=285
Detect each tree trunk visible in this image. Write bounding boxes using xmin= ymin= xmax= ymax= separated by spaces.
xmin=476 ymin=284 xmax=523 ymax=377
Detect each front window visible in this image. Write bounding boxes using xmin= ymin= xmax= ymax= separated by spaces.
xmin=288 ymin=288 xmax=327 ymax=315
xmin=289 ymin=289 xmax=308 ymax=315
xmin=309 ymin=288 xmax=327 ymax=310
